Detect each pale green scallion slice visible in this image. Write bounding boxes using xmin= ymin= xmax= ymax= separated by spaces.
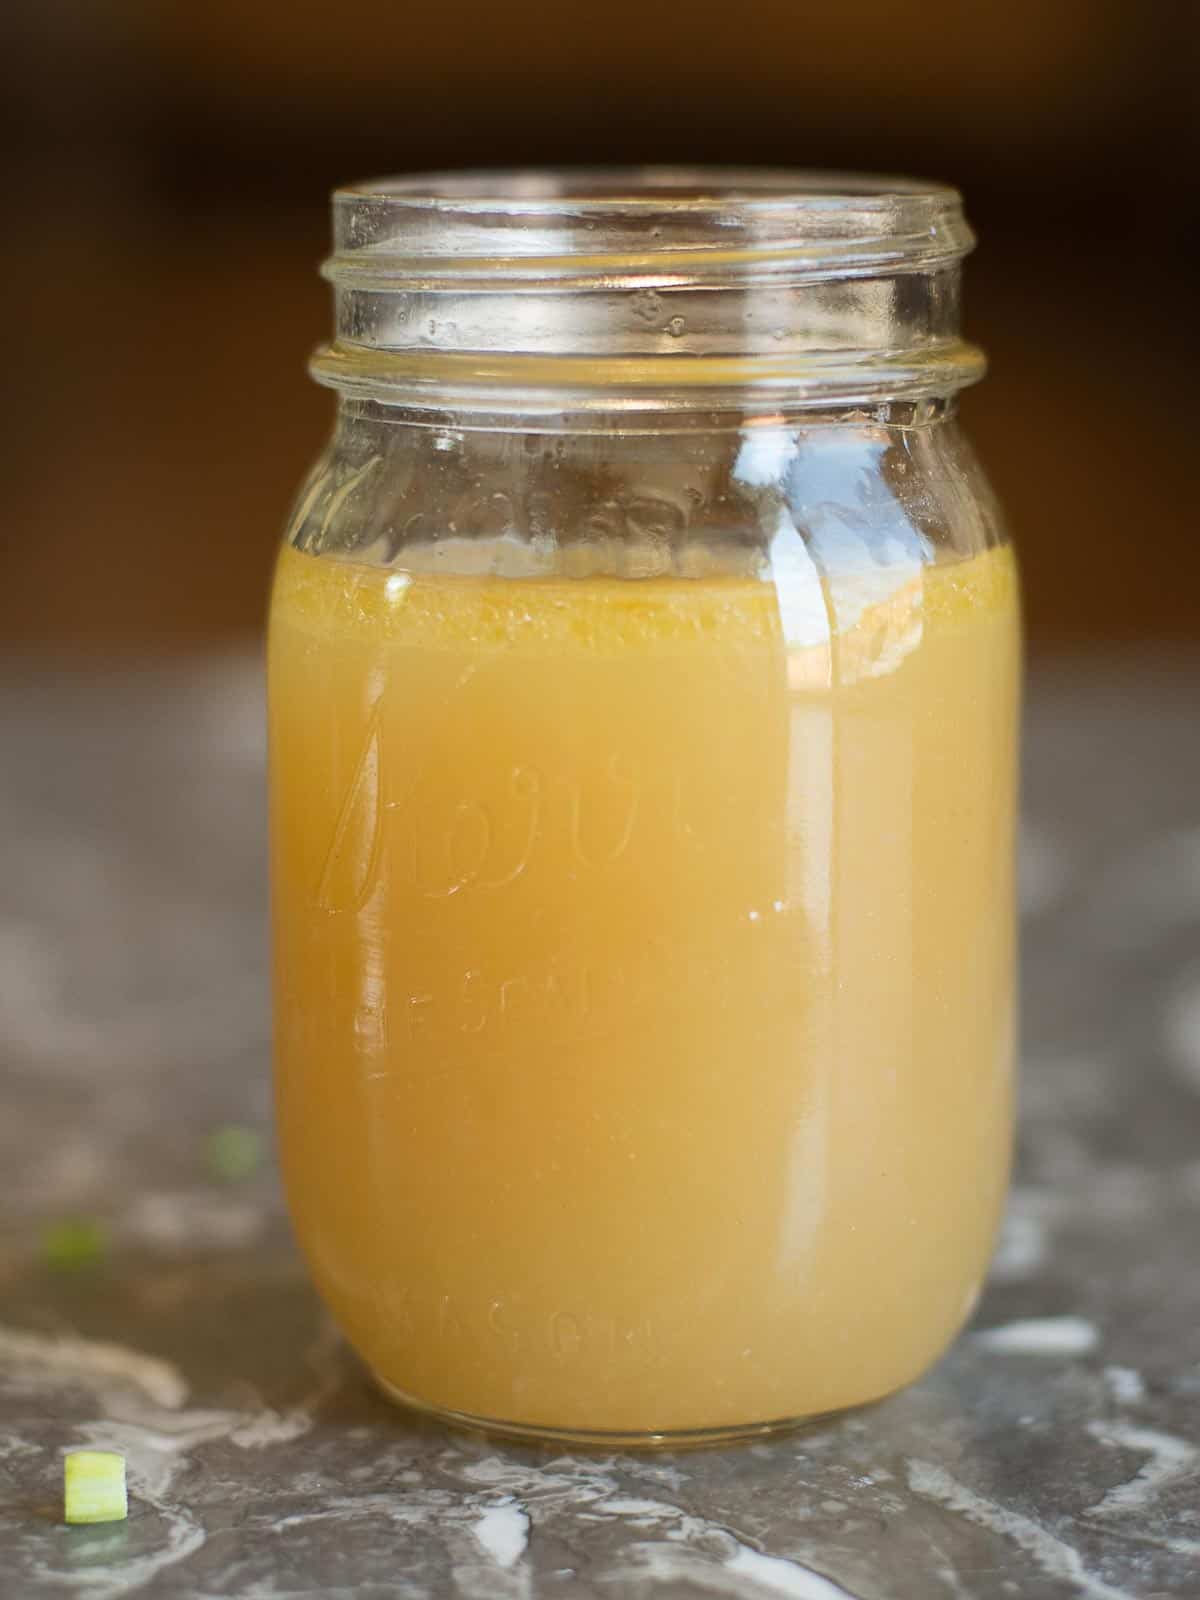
xmin=42 ymin=1218 xmax=108 ymax=1271
xmin=205 ymin=1125 xmax=263 ymax=1183
xmin=64 ymin=1450 xmax=127 ymax=1524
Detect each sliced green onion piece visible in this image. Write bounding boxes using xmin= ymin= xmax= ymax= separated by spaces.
xmin=205 ymin=1125 xmax=263 ymax=1183
xmin=42 ymin=1218 xmax=108 ymax=1271
xmin=64 ymin=1451 xmax=127 ymax=1524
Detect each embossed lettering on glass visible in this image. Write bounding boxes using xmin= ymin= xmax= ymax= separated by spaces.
xmin=268 ymin=170 xmax=1020 ymax=1445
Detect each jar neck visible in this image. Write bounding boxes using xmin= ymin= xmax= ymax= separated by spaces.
xmin=311 ymin=169 xmax=985 ymax=421
xmin=332 ymin=393 xmax=960 ymax=439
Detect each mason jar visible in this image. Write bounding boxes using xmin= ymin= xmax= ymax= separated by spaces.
xmin=268 ymin=169 xmax=1020 ymax=1445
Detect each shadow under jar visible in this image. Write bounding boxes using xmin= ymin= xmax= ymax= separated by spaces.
xmin=268 ymin=169 xmax=1020 ymax=1446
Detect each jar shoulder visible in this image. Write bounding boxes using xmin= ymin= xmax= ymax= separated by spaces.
xmin=280 ymin=410 xmax=1009 ymax=579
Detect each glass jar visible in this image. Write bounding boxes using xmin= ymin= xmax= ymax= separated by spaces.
xmin=268 ymin=169 xmax=1019 ymax=1446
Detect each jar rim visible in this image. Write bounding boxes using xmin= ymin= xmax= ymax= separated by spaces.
xmin=327 ymin=166 xmax=973 ymax=285
xmin=337 ymin=166 xmax=962 ymax=214
xmin=315 ymin=167 xmax=983 ymax=414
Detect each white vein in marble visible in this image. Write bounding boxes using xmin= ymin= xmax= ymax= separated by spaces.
xmin=907 ymin=1460 xmax=1130 ymax=1600
xmin=973 ymin=1316 xmax=1099 ymax=1356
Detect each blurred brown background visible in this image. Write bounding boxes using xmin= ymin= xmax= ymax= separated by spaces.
xmin=2 ymin=0 xmax=1196 ymax=654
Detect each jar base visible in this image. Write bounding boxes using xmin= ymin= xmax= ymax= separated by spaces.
xmin=371 ymin=1372 xmax=829 ymax=1450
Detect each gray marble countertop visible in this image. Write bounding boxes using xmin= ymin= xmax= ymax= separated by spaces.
xmin=2 ymin=655 xmax=1199 ymax=1599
